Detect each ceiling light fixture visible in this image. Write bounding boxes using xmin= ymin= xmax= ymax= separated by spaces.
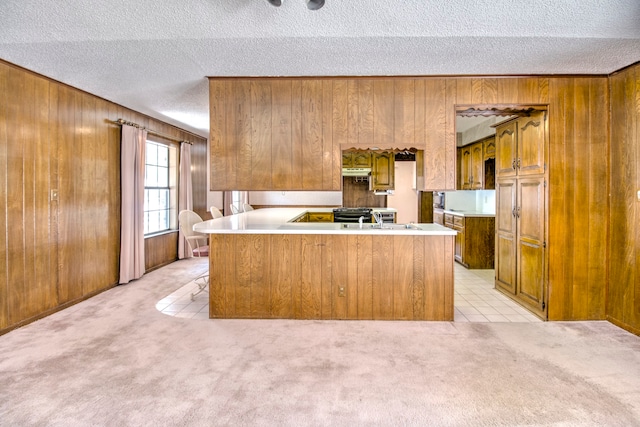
xmin=306 ymin=0 xmax=325 ymax=10
xmin=266 ymin=0 xmax=325 ymax=10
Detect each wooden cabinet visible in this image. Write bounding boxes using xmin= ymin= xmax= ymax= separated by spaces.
xmin=495 ymin=112 xmax=546 ymax=179
xmin=370 ymin=151 xmax=395 ymax=191
xmin=458 ymin=137 xmax=495 ymax=190
xmin=433 ymin=208 xmax=444 ymax=226
xmin=494 ymin=111 xmax=547 ymax=317
xmin=496 ymin=177 xmax=546 ymax=310
xmin=484 ymin=138 xmax=496 ymax=160
xmin=291 ymin=212 xmax=334 ymax=223
xmin=470 ymin=142 xmax=484 ymax=190
xmin=445 ymin=214 xmax=495 ymax=269
xmin=496 ymin=119 xmax=518 ymax=177
xmin=459 ymin=146 xmax=472 ymax=190
xmin=444 ymin=212 xmax=454 ymax=227
xmin=342 ymin=151 xmax=372 ymax=168
xmin=306 ymin=212 xmax=334 ymax=222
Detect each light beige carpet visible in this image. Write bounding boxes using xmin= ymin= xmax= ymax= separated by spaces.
xmin=1 ymin=258 xmax=639 ymax=426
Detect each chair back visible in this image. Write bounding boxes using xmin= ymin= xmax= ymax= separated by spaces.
xmin=230 ymin=204 xmax=240 ymax=214
xmin=179 ymin=210 xmax=208 ymax=256
xmin=210 ymin=206 xmax=223 ymax=219
xmin=243 ymin=203 xmax=254 ymax=212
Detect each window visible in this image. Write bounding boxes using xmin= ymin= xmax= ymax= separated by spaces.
xmin=144 ymin=140 xmax=178 ymax=235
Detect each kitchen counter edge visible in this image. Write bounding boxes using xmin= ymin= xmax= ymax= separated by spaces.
xmin=194 ymin=208 xmax=455 ymax=236
xmin=437 ymin=208 xmax=495 ymax=218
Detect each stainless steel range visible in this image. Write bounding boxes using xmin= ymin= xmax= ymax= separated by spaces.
xmin=332 ymin=207 xmax=373 ymax=223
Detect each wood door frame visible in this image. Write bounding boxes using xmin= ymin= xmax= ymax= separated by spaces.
xmin=455 ymin=104 xmax=550 ymax=320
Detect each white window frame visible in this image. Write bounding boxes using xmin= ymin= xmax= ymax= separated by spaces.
xmin=144 ymin=140 xmax=178 ymax=236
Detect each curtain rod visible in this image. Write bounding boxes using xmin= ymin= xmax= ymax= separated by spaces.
xmin=115 ymin=119 xmax=192 ymax=145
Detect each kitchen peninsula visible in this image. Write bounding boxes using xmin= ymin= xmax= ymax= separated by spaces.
xmin=194 ymin=208 xmax=456 ymax=321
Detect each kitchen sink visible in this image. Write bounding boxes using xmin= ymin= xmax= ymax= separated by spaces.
xmin=341 ymin=223 xmax=421 ymax=230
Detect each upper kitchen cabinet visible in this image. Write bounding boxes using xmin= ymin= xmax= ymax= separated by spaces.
xmin=370 ymin=151 xmax=395 ymax=191
xmin=495 ymin=111 xmax=546 ymax=179
xmin=342 ymin=151 xmax=372 ymax=168
xmin=470 ymin=142 xmax=484 ymax=190
xmin=457 ymin=136 xmax=495 ymax=190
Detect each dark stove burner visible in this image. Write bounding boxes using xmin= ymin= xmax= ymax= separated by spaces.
xmin=333 ymin=207 xmax=373 ymax=223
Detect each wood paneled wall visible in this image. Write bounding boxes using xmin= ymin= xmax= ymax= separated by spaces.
xmin=144 ymin=232 xmax=179 ymax=272
xmin=0 ymin=60 xmax=208 ymax=334
xmin=209 ymin=75 xmax=609 ymax=321
xmin=608 ymin=63 xmax=640 ymax=334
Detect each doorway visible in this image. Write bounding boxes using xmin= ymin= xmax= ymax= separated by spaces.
xmin=455 ymin=105 xmax=549 ymax=320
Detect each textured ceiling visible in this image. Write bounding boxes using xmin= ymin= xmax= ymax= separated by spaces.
xmin=1 ymin=0 xmax=639 ymax=137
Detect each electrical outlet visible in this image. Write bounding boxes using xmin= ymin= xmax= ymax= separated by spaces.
xmin=338 ymin=286 xmax=345 ymax=297
xmin=637 ymin=190 xmax=640 ymax=201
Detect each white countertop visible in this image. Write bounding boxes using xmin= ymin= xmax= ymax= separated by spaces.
xmin=194 ymin=208 xmax=454 ymax=236
xmin=438 ymin=209 xmax=495 ymax=218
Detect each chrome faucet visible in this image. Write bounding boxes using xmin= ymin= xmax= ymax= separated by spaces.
xmin=373 ymin=211 xmax=383 ymax=228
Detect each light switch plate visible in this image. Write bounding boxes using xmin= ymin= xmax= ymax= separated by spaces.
xmin=638 ymin=190 xmax=640 ymax=201
xmin=51 ymin=189 xmax=58 ymax=201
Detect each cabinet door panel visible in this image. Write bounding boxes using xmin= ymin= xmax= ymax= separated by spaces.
xmin=518 ymin=177 xmax=545 ymax=242
xmin=471 ymin=142 xmax=484 ymax=189
xmin=495 ymin=179 xmax=517 ymax=293
xmin=434 ymin=210 xmax=444 ymax=226
xmin=342 ymin=152 xmax=353 ymax=168
xmin=517 ymin=111 xmax=546 ymax=176
xmin=496 ymin=234 xmax=516 ymax=294
xmin=516 ymin=176 xmax=546 ymax=311
xmin=496 ymin=120 xmax=517 ymax=177
xmin=353 ymin=152 xmax=372 ymax=167
xmin=518 ymin=240 xmax=545 ymax=308
xmin=371 ymin=152 xmax=395 ymax=190
xmin=484 ymin=139 xmax=496 ymax=160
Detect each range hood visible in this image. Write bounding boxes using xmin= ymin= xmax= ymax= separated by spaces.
xmin=342 ymin=167 xmax=371 ymax=177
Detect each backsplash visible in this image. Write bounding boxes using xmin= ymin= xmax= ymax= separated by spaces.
xmin=249 ymin=191 xmax=342 ymax=206
xmin=445 ymin=190 xmax=495 ymax=214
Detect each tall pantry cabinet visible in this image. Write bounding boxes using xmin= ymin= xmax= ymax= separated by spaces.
xmin=494 ymin=111 xmax=548 ymax=318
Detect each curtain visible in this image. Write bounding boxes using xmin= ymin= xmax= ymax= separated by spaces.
xmin=119 ymin=125 xmax=147 ymax=284
xmin=178 ymin=142 xmax=193 ymax=259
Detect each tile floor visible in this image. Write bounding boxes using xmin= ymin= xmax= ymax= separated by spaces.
xmin=453 ymin=264 xmax=542 ymax=322
xmin=156 ymin=260 xmax=542 ymax=323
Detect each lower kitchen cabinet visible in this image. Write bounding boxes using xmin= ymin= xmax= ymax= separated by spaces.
xmin=445 ymin=213 xmax=495 ymax=269
xmin=433 ymin=208 xmax=444 ymax=226
xmin=306 ymin=212 xmax=334 ymax=222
